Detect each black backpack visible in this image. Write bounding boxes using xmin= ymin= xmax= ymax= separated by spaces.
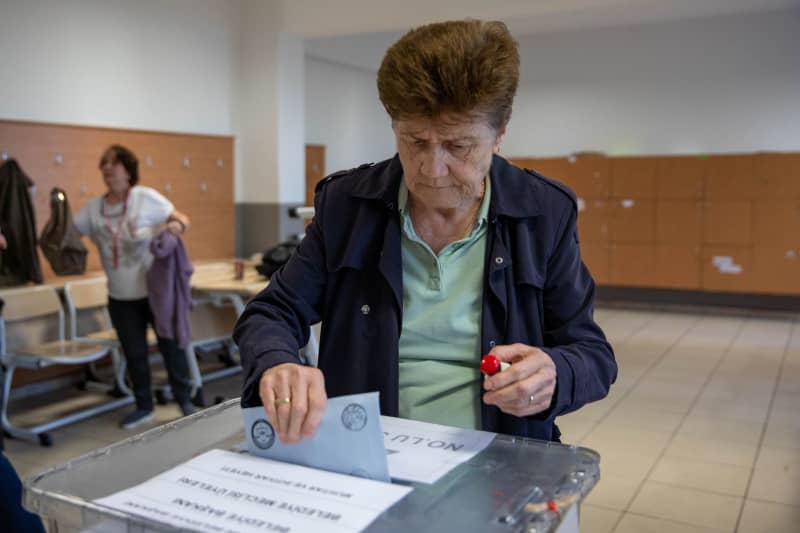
xmin=255 ymin=238 xmax=301 ymax=278
xmin=39 ymin=187 xmax=88 ymax=275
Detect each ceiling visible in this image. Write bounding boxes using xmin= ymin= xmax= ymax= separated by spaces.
xmin=300 ymin=0 xmax=799 ymax=71
xmin=289 ymin=0 xmax=799 ymax=37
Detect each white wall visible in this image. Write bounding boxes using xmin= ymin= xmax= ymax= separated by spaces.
xmin=0 ymin=0 xmax=238 ymax=135
xmin=304 ymin=56 xmax=395 ymax=174
xmin=277 ymin=33 xmax=306 ymax=204
xmin=507 ymin=9 xmax=800 ymax=157
xmin=304 ymin=9 xmax=800 ymax=161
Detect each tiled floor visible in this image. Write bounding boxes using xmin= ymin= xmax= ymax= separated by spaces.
xmin=4 ymin=307 xmax=800 ymax=532
xmin=563 ymin=307 xmax=800 ymax=533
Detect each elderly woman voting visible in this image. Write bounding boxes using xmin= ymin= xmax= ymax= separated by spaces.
xmin=234 ymin=20 xmax=616 ymax=445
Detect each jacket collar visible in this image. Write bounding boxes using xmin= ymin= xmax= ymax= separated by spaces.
xmin=348 ymin=153 xmax=541 ymax=219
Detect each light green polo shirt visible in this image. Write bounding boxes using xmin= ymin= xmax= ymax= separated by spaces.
xmin=398 ymin=178 xmax=491 ymax=429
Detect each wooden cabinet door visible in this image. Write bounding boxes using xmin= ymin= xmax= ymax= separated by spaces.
xmin=608 ymin=198 xmax=655 ymax=243
xmin=609 ymin=243 xmax=657 ymax=287
xmin=577 ymin=199 xmax=610 ymax=244
xmin=655 ymin=156 xmax=706 ymax=200
xmin=580 ymin=243 xmax=609 ymax=285
xmin=751 ymin=247 xmax=800 ymax=295
xmin=520 ymin=157 xmax=572 ymax=184
xmin=705 ymin=154 xmax=756 ymax=200
xmin=656 ymin=200 xmax=704 ymax=245
xmin=703 ymin=200 xmax=753 ymax=245
xmin=611 ymin=157 xmax=657 ymax=199
xmin=655 ymin=245 xmax=701 ymax=289
xmin=305 ymin=145 xmax=325 ymax=207
xmin=753 ymin=200 xmax=800 ymax=247
xmin=701 ymin=246 xmax=754 ymax=293
xmin=755 ymin=152 xmax=800 ymax=199
xmin=563 ymin=153 xmax=610 ymax=199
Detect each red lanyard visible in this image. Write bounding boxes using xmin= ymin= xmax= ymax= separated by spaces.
xmin=101 ymin=192 xmax=129 ymax=269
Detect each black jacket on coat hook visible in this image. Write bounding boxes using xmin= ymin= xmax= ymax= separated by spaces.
xmin=0 ymin=159 xmax=43 ymax=285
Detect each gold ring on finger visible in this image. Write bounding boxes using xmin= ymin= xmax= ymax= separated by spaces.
xmin=275 ymin=397 xmax=291 ymax=406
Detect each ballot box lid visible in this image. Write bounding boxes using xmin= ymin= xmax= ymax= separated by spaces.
xmin=24 ymin=398 xmax=600 ymax=532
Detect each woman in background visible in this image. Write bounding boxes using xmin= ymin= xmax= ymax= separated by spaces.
xmin=75 ymin=145 xmax=195 ymax=429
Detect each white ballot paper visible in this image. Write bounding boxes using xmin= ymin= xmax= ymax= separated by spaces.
xmin=95 ymin=449 xmax=410 ymax=533
xmin=243 ymin=392 xmax=390 ymax=481
xmin=381 ymin=416 xmax=495 ymax=484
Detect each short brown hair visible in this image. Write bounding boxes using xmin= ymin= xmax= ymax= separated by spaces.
xmin=99 ymin=145 xmax=139 ymax=186
xmin=377 ymin=19 xmax=519 ymax=131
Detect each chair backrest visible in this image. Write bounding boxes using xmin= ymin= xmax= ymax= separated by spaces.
xmin=0 ymin=286 xmax=66 ymax=350
xmin=0 ymin=286 xmax=63 ymax=323
xmin=63 ymin=278 xmax=110 ymax=339
xmin=64 ymin=278 xmax=108 ymax=311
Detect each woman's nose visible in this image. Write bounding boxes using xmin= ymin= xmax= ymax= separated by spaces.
xmin=420 ymin=147 xmax=449 ymax=178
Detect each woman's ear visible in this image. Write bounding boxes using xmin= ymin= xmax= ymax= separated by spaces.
xmin=493 ymin=126 xmax=507 ymax=154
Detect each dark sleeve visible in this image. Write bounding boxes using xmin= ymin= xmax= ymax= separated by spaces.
xmin=233 ymin=189 xmax=329 ymax=408
xmin=537 ymin=205 xmax=617 ymax=419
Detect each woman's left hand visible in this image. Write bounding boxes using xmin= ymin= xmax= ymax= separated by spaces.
xmin=166 ymin=220 xmax=184 ymax=235
xmin=482 ymin=343 xmax=557 ymax=417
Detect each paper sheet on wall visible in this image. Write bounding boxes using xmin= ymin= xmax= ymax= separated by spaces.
xmin=94 ymin=449 xmax=412 ymax=533
xmin=381 ymin=416 xmax=495 ymax=484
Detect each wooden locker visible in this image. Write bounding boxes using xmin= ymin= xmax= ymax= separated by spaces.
xmin=703 ymin=200 xmax=753 ymax=245
xmin=562 ymin=153 xmax=610 ymax=199
xmin=611 ymin=156 xmax=657 ymax=199
xmin=608 ymin=198 xmax=655 ymax=243
xmin=705 ymin=154 xmax=756 ymax=200
xmin=305 ymin=144 xmax=326 ymax=207
xmin=609 ymin=243 xmax=657 ymax=287
xmin=654 ymin=245 xmax=701 ymax=289
xmin=753 ymin=200 xmax=800 ymax=248
xmin=576 ymin=198 xmax=609 ymax=244
xmin=0 ymin=119 xmax=236 ymax=274
xmin=701 ymin=246 xmax=754 ymax=293
xmin=656 ymin=200 xmax=703 ymax=245
xmin=580 ymin=243 xmax=609 ymax=285
xmin=655 ymin=156 xmax=706 ymax=200
xmin=755 ymin=152 xmax=800 ymax=199
xmin=508 ymin=157 xmax=537 ymax=170
xmin=521 ymin=157 xmax=572 ymax=185
xmin=751 ymin=247 xmax=800 ymax=295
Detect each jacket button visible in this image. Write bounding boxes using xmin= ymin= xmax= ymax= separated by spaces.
xmin=495 ymin=257 xmax=504 ymax=265
xmin=489 ymin=340 xmax=496 ymax=348
xmin=361 ymin=304 xmax=371 ymax=315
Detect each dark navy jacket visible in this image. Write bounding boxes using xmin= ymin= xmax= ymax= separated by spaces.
xmin=235 ymin=154 xmax=616 ymax=441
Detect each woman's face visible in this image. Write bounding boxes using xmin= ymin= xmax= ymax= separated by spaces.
xmin=100 ymin=154 xmax=131 ymax=196
xmin=394 ymin=114 xmax=505 ymax=211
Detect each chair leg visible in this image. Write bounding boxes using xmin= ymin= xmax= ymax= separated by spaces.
xmin=185 ymin=344 xmax=204 ymax=400
xmin=110 ymin=347 xmax=133 ymax=397
xmin=0 ymin=365 xmax=43 ymax=445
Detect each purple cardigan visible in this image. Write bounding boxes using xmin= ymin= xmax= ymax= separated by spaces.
xmin=147 ymin=230 xmax=193 ymax=349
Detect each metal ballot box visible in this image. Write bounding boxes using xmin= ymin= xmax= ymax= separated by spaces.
xmin=24 ymin=399 xmax=600 ymax=533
